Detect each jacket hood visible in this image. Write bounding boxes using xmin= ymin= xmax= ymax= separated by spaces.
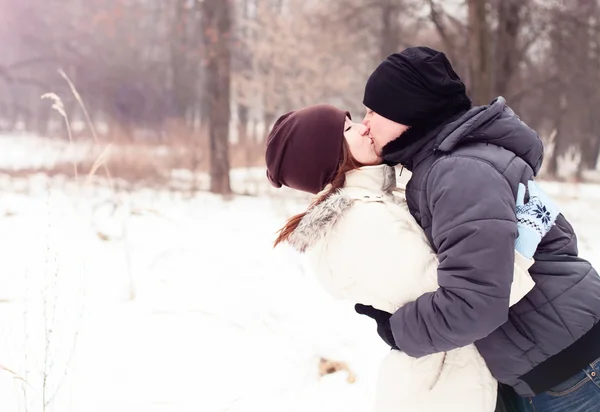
xmin=434 ymin=97 xmax=544 ymax=173
xmin=383 ymin=97 xmax=544 ymax=174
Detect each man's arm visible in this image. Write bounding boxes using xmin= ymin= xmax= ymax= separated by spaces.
xmin=389 ymin=156 xmax=518 ymax=358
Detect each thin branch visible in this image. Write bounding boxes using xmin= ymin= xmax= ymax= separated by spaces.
xmin=325 ymin=0 xmax=391 ymax=25
xmin=516 ymin=30 xmax=545 ymax=63
xmin=507 ymin=73 xmax=559 ymax=105
xmin=44 ymin=265 xmax=87 ymax=407
xmin=0 ymin=67 xmax=48 ymax=88
xmin=426 ymin=0 xmax=458 ymax=57
xmin=445 ymin=7 xmax=467 ymax=34
xmin=7 ymin=56 xmax=60 ymax=71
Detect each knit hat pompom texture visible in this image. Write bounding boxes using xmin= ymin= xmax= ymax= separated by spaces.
xmin=265 ymin=104 xmax=349 ymax=195
xmin=363 ymin=47 xmax=469 ymax=127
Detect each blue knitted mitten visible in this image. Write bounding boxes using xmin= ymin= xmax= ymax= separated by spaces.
xmin=515 ymin=180 xmax=560 ymax=259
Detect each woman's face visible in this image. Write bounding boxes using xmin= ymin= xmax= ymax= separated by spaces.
xmin=344 ymin=116 xmax=382 ymax=165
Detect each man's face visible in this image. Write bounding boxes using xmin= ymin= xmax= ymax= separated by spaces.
xmin=362 ymin=108 xmax=410 ymax=156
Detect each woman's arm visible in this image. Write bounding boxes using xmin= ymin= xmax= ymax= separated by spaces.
xmin=320 ymin=201 xmax=435 ymax=311
xmin=510 ymin=252 xmax=535 ymax=307
xmin=319 ymin=198 xmax=535 ymax=309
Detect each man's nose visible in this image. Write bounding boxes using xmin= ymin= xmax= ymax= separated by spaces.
xmin=358 ymin=124 xmax=369 ymax=136
xmin=361 ymin=115 xmax=370 ymax=131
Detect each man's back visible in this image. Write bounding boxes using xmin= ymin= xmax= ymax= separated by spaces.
xmin=400 ymin=99 xmax=600 ymax=397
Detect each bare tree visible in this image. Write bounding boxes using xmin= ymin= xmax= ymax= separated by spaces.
xmin=467 ymin=0 xmax=492 ymax=105
xmin=202 ymin=0 xmax=233 ymax=194
xmin=493 ymin=0 xmax=524 ymax=97
xmin=541 ymin=0 xmax=600 ymax=177
xmin=2 ymin=0 xmax=600 ymax=182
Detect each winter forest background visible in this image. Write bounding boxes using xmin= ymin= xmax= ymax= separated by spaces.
xmin=3 ymin=0 xmax=600 ymax=185
xmin=1 ymin=1 xmax=600 ymax=412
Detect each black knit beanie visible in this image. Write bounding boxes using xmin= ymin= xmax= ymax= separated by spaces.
xmin=363 ymin=47 xmax=471 ymax=127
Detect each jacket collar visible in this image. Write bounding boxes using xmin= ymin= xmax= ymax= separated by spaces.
xmin=380 ymin=98 xmax=505 ymax=170
xmin=344 ymin=165 xmax=397 ymax=193
xmin=382 ymin=96 xmax=543 ymax=175
xmin=288 ymin=165 xmax=398 ymax=253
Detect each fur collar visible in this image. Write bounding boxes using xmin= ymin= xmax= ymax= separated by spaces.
xmin=287 ymin=165 xmax=397 ymax=252
xmin=287 ymin=190 xmax=353 ymax=252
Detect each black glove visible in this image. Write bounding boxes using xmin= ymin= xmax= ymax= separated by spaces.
xmin=355 ymin=303 xmax=399 ymax=351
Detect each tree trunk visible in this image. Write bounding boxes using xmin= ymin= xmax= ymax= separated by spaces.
xmin=494 ymin=0 xmax=522 ymax=97
xmin=263 ymin=111 xmax=276 ymax=136
xmin=579 ymin=135 xmax=599 ymax=172
xmin=35 ymin=103 xmax=51 ymax=136
xmin=202 ymin=0 xmax=232 ymax=195
xmin=379 ymin=1 xmax=399 ymax=60
xmin=547 ymin=93 xmax=568 ymax=177
xmin=237 ymin=103 xmax=249 ymax=146
xmin=171 ymin=0 xmax=194 ymax=120
xmin=468 ymin=0 xmax=492 ymax=105
xmin=546 ymin=135 xmax=562 ymax=178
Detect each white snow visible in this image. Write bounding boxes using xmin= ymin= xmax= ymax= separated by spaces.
xmin=0 ymin=171 xmax=388 ymax=412
xmin=0 ymin=134 xmax=599 ymax=412
xmin=0 ymin=134 xmax=93 ymax=172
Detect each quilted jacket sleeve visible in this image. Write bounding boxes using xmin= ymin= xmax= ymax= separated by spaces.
xmin=389 ymin=156 xmax=519 ymax=357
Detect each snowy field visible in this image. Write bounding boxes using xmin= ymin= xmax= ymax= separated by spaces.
xmin=0 ymin=135 xmax=599 ymax=412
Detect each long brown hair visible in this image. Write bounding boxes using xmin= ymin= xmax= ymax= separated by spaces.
xmin=273 ymin=140 xmax=362 ymax=248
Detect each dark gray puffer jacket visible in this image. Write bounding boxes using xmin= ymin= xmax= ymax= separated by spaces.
xmin=384 ymin=97 xmax=600 ymax=397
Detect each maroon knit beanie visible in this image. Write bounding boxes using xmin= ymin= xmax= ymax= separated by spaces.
xmin=265 ymin=104 xmax=349 ymax=195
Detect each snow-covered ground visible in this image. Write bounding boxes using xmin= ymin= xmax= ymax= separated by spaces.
xmin=0 ymin=134 xmax=599 ymax=412
xmin=0 ymin=171 xmax=390 ymax=412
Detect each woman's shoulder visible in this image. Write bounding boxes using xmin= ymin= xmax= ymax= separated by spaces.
xmin=337 ymin=198 xmax=415 ymax=243
xmin=286 ymin=189 xmax=397 ymax=252
xmin=322 ymin=190 xmax=418 ymax=251
xmin=339 ymin=187 xmax=410 ymax=222
xmin=287 ymin=190 xmax=355 ymax=252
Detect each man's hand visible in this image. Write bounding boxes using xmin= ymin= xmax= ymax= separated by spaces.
xmin=355 ymin=304 xmax=399 ymax=350
xmin=515 ymin=180 xmax=560 ymax=259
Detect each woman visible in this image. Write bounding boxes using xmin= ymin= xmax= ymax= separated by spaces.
xmin=265 ymin=104 xmax=558 ymax=412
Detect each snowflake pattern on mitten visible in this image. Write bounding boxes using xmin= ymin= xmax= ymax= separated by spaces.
xmin=516 ymin=181 xmax=559 ymax=238
xmin=514 ymin=180 xmax=560 ymax=259
xmin=516 ymin=202 xmax=552 ymax=238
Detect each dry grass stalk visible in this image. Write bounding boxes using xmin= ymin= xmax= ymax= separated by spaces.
xmin=57 ymin=69 xmax=114 ymax=189
xmin=0 ymin=364 xmax=30 ymax=385
xmin=41 ymin=93 xmax=78 ymax=181
xmin=32 ymin=70 xmax=112 ymax=412
xmin=86 ymin=143 xmax=113 ymax=186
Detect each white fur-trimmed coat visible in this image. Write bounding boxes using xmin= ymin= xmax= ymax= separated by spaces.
xmin=288 ymin=164 xmax=535 ymax=412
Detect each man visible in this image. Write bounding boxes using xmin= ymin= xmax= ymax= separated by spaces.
xmin=355 ymin=46 xmax=600 ymax=411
